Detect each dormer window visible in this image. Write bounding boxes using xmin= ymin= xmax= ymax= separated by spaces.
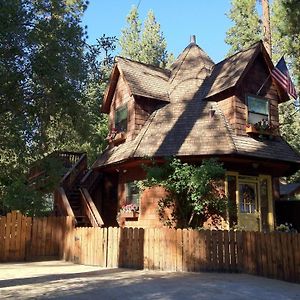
xmin=247 ymin=95 xmax=269 ymax=124
xmin=115 ymin=104 xmax=128 ymax=132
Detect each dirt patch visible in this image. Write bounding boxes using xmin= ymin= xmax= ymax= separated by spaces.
xmin=1 ymin=261 xmax=300 ymax=299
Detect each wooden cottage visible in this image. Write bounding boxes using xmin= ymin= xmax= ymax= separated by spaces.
xmin=90 ymin=39 xmax=300 ymax=231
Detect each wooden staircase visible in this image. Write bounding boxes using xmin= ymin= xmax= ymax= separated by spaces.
xmin=56 ymin=152 xmax=104 ymax=227
xmin=29 ymin=151 xmax=104 ymax=227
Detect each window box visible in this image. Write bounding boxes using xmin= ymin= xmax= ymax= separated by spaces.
xmin=119 ymin=211 xmax=139 ymax=219
xmin=112 ymin=131 xmax=126 ymax=145
xmin=246 ymin=124 xmax=272 ymax=136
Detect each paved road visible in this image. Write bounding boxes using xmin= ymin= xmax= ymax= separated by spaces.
xmin=0 ymin=261 xmax=300 ymax=299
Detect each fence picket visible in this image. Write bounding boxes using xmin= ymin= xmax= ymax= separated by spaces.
xmin=176 ymin=229 xmax=183 ymax=272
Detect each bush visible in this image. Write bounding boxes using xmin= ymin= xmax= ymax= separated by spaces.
xmin=142 ymin=158 xmax=227 ymax=228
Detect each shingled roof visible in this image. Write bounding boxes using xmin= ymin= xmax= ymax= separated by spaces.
xmin=101 ymin=57 xmax=170 ymax=113
xmin=203 ymin=43 xmax=259 ymax=99
xmin=94 ymin=100 xmax=235 ymax=167
xmin=116 ymin=57 xmax=170 ymax=101
xmin=93 ymin=99 xmax=300 ymax=168
xmin=168 ymin=42 xmax=214 ymax=102
xmin=94 ymin=40 xmax=300 ymax=170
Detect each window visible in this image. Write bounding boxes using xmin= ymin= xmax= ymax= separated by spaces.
xmin=125 ymin=182 xmax=140 ymax=207
xmin=247 ymin=95 xmax=269 ymax=124
xmin=239 ymin=183 xmax=257 ymax=213
xmin=115 ymin=105 xmax=127 ymax=132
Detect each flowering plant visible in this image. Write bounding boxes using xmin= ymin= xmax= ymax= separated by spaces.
xmin=119 ymin=203 xmax=139 ymax=213
xmin=246 ymin=119 xmax=275 ymax=133
xmin=253 ymin=119 xmax=274 ymax=132
xmin=106 ymin=128 xmax=118 ymax=142
xmin=276 ymin=223 xmax=297 ymax=233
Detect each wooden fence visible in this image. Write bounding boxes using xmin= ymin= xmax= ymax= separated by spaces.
xmin=65 ymin=227 xmax=300 ymax=283
xmin=0 ymin=211 xmax=71 ymax=261
xmin=1 ymin=212 xmax=300 ymax=283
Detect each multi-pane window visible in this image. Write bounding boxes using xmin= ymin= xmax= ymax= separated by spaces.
xmin=247 ymin=95 xmax=269 ymax=124
xmin=239 ymin=183 xmax=257 ymax=213
xmin=115 ymin=104 xmax=128 ymax=132
xmin=125 ymin=182 xmax=140 ymax=207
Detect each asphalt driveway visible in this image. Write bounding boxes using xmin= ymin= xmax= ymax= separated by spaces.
xmin=0 ymin=261 xmax=300 ymax=299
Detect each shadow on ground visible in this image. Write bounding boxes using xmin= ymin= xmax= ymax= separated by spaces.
xmin=1 ymin=261 xmax=300 ymax=300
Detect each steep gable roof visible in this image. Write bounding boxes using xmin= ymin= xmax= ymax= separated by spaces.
xmin=116 ymin=57 xmax=170 ymax=101
xmin=203 ymin=41 xmax=289 ymax=101
xmin=203 ymin=43 xmax=260 ymax=99
xmin=101 ymin=57 xmax=170 ymax=113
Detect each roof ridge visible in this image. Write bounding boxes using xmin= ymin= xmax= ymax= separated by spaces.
xmin=131 ymin=109 xmax=159 ymax=157
xmin=168 ymin=45 xmax=192 ymax=84
xmin=115 ymin=56 xmax=171 ymax=74
xmin=214 ymin=41 xmax=261 ymax=67
xmin=214 ymin=102 xmax=238 ymax=153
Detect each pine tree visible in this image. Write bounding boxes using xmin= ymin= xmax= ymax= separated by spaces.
xmin=272 ymin=0 xmax=300 ymax=182
xmin=119 ymin=6 xmax=142 ymax=61
xmin=119 ymin=6 xmax=172 ymax=67
xmin=272 ymin=0 xmax=300 ymax=88
xmin=225 ymin=0 xmax=262 ymax=55
xmin=140 ymin=10 xmax=168 ymax=67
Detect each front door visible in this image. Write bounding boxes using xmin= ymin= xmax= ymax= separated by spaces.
xmin=226 ymin=173 xmax=274 ymax=231
xmin=238 ymin=179 xmax=260 ymax=231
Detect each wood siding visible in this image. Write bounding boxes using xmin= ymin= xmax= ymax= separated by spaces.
xmin=118 ymin=166 xmax=167 ymax=228
xmin=109 ymin=77 xmax=163 ymax=142
xmin=234 ymin=53 xmax=280 ymax=136
xmin=216 ymin=54 xmax=281 ymax=136
xmin=109 ymin=75 xmax=135 ymax=141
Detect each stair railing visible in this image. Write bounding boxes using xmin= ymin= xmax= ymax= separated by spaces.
xmin=79 ymin=169 xmax=104 ymax=227
xmin=55 ymin=152 xmax=87 ymax=223
xmin=60 ymin=153 xmax=87 ymax=192
xmin=79 ymin=188 xmax=104 ymax=227
xmin=54 ymin=187 xmax=77 ymax=225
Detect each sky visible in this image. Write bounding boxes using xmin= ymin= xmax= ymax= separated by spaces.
xmin=82 ymin=0 xmax=234 ymax=63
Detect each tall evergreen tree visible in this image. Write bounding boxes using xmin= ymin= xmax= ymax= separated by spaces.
xmin=119 ymin=6 xmax=141 ymax=61
xmin=0 ymin=0 xmax=116 ymax=214
xmin=272 ymin=0 xmax=300 ymax=182
xmin=119 ymin=6 xmax=172 ymax=67
xmin=272 ymin=0 xmax=300 ymax=88
xmin=140 ymin=10 xmax=167 ymax=67
xmin=225 ymin=0 xmax=262 ymax=55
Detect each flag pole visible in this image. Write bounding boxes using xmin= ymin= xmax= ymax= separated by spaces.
xmin=256 ymin=74 xmax=271 ymax=95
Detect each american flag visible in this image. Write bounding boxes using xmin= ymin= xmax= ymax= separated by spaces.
xmin=271 ymin=57 xmax=297 ymax=100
